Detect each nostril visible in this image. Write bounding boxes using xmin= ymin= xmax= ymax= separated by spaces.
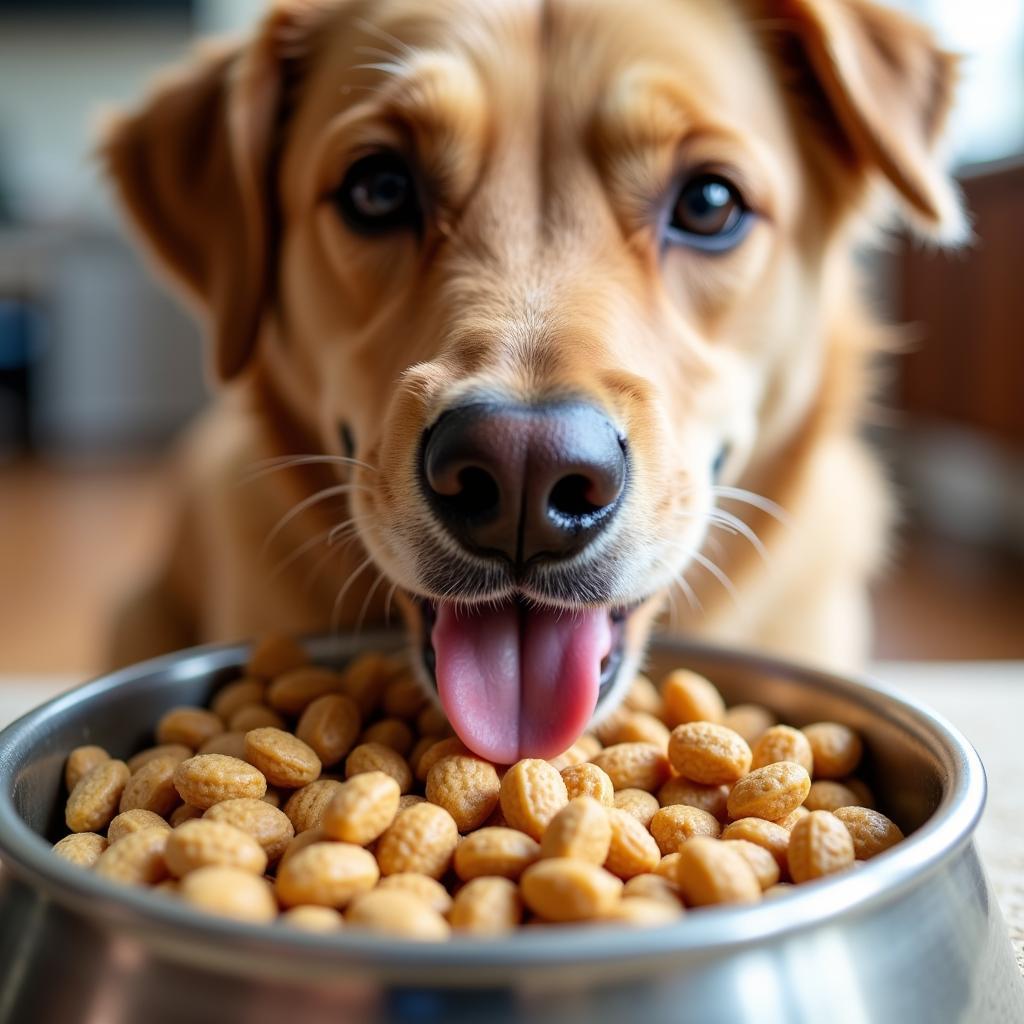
xmin=446 ymin=466 xmax=501 ymax=519
xmin=548 ymin=474 xmax=603 ymax=520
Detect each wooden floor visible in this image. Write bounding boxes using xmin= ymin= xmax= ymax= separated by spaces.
xmin=2 ymin=460 xmax=1022 ymax=674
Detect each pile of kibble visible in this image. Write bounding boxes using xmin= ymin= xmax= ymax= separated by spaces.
xmin=52 ymin=636 xmax=904 ymax=938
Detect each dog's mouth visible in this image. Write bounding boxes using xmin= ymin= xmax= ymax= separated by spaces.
xmin=415 ymin=595 xmax=632 ymax=763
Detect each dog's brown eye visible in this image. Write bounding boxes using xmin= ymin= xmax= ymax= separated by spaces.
xmin=335 ymin=151 xmax=420 ymax=233
xmin=668 ymin=174 xmax=750 ymax=250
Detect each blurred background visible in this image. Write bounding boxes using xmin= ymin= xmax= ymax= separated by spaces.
xmin=0 ymin=0 xmax=1021 ymax=674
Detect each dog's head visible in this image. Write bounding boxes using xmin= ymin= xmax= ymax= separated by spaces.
xmin=104 ymin=0 xmax=960 ymax=762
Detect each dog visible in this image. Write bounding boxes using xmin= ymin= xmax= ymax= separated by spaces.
xmin=102 ymin=0 xmax=962 ymax=762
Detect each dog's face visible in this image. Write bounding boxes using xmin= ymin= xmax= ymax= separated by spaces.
xmin=105 ymin=0 xmax=959 ymax=762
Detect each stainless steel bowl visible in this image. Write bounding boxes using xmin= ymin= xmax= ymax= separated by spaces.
xmin=0 ymin=634 xmax=1021 ymax=1024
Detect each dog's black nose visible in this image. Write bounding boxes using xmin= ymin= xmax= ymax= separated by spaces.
xmin=422 ymin=401 xmax=627 ymax=564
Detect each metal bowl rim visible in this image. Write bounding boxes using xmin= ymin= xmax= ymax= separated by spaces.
xmin=0 ymin=633 xmax=987 ymax=971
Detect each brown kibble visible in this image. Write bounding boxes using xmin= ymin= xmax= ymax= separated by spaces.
xmin=181 ymin=866 xmax=277 ymax=923
xmin=174 ymin=753 xmax=268 ymax=809
xmin=229 ymin=705 xmax=286 ymax=732
xmin=246 ymin=634 xmax=308 ymax=679
xmin=322 ymin=771 xmax=401 ymax=845
xmin=108 ymin=809 xmax=171 ymax=844
xmin=66 ymin=759 xmax=130 ymax=833
xmin=376 ymin=873 xmax=453 ymax=915
xmin=622 ymin=873 xmax=682 ymax=908
xmin=521 ymin=858 xmax=623 ymax=922
xmin=623 ymin=674 xmax=663 ymax=717
xmin=721 ymin=818 xmax=791 ymax=873
xmin=65 ymin=746 xmax=110 ymax=792
xmin=605 ymin=896 xmax=683 ymax=926
xmin=416 ymin=704 xmax=452 ymax=738
xmin=361 ymin=718 xmax=415 ymax=758
xmin=613 ymin=788 xmax=660 ymax=827
xmin=127 ymin=744 xmax=192 ymax=775
xmin=722 ymin=839 xmax=780 ymax=889
xmin=668 ymin=723 xmax=751 ymax=786
xmin=804 ymin=779 xmax=861 ymax=813
xmin=802 ymin=722 xmax=863 ymax=779
xmin=170 ymin=803 xmax=204 ymax=827
xmin=788 ymin=810 xmax=856 ymax=883
xmin=453 ymin=827 xmax=541 ymax=881
xmin=279 ymin=906 xmax=345 ymax=932
xmin=649 ymin=804 xmax=721 ymax=855
xmin=415 ymin=737 xmax=469 ymax=783
xmin=499 ymin=759 xmax=569 ymax=840
xmin=267 ymin=667 xmax=345 ymax=715
xmin=450 ymin=877 xmax=521 ymax=934
xmin=156 ymin=707 xmax=223 ymax=749
xmin=211 ymin=678 xmax=266 ymax=723
xmin=721 ymin=704 xmax=777 ymax=746
xmin=375 ymin=802 xmax=459 ymax=879
xmin=674 ymin=836 xmax=761 ymax=907
xmin=604 ymin=807 xmax=661 ymax=879
xmin=53 ymin=832 xmax=108 ymax=868
xmin=833 ymin=806 xmax=904 ymax=860
xmin=276 ymin=842 xmax=379 ymax=908
xmin=540 ymin=797 xmax=613 ymax=864
xmin=726 ymin=762 xmax=811 ymax=822
xmin=751 ymin=725 xmax=814 ymax=775
xmin=592 ymin=743 xmax=671 ymax=793
xmin=426 ymin=755 xmax=500 ymax=832
xmin=346 ymin=889 xmax=450 ymax=940
xmin=561 ymin=763 xmax=614 ymax=805
xmin=655 ymin=853 xmax=682 ymax=880
xmin=245 ymin=728 xmax=321 ymax=789
xmin=204 ymin=798 xmax=295 ymax=862
xmin=776 ymin=806 xmax=810 ymax=830
xmin=283 ymin=779 xmax=346 ymax=833
xmin=657 ymin=777 xmax=731 ymax=820
xmin=279 ymin=826 xmax=325 ymax=866
xmin=120 ymin=754 xmax=181 ymax=817
xmin=381 ymin=677 xmax=429 ymax=720
xmin=345 ymin=742 xmax=412 ymax=794
xmin=198 ymin=731 xmax=248 ymax=760
xmin=661 ymin=669 xmax=725 ymax=726
xmin=294 ymin=693 xmax=361 ymax=767
xmin=165 ymin=819 xmax=268 ymax=878
xmin=94 ymin=827 xmax=169 ymax=886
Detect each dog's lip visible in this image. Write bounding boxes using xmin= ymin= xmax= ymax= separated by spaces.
xmin=415 ymin=593 xmax=635 ymax=705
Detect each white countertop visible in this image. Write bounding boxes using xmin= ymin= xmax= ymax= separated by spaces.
xmin=1 ymin=661 xmax=1021 ymax=972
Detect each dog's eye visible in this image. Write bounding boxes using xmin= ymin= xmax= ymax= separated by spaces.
xmin=335 ymin=152 xmax=419 ymax=233
xmin=667 ymin=174 xmax=751 ymax=251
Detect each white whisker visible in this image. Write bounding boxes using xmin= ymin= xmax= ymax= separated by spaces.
xmin=355 ymin=569 xmax=388 ymax=634
xmin=691 ymin=550 xmax=740 ymax=605
xmin=269 ymin=526 xmax=335 ymax=582
xmin=712 ymin=485 xmax=789 ymax=524
xmin=331 ymin=555 xmax=377 ymax=631
xmin=384 ymin=582 xmax=399 ymax=627
xmin=709 ymin=507 xmax=770 ymax=561
xmin=261 ymin=484 xmax=369 ymax=558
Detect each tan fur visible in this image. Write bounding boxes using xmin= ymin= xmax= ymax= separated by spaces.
xmin=102 ymin=0 xmax=960 ymax=674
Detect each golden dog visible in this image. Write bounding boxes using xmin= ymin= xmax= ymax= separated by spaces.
xmin=103 ymin=0 xmax=961 ymax=761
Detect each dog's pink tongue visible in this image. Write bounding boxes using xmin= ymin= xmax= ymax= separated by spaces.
xmin=432 ymin=602 xmax=611 ymax=764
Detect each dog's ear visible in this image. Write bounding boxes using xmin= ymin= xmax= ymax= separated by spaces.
xmin=101 ymin=15 xmax=293 ymax=381
xmin=776 ymin=0 xmax=965 ymax=241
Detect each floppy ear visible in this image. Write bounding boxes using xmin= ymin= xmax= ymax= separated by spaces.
xmin=100 ymin=19 xmax=288 ymax=381
xmin=777 ymin=0 xmax=965 ymax=241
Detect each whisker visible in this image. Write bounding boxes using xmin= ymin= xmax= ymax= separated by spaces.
xmin=354 ymin=17 xmax=415 ymax=58
xmin=240 ymin=453 xmax=378 ymax=485
xmin=712 ymin=485 xmax=789 ymax=524
xmin=384 ymin=581 xmax=399 ymax=627
xmin=709 ymin=507 xmax=770 ymax=561
xmin=331 ymin=554 xmax=377 ymax=631
xmin=691 ymin=550 xmax=740 ymax=605
xmin=355 ymin=569 xmax=388 ymax=635
xmin=261 ymin=484 xmax=370 ymax=558
xmin=269 ymin=525 xmax=336 ymax=582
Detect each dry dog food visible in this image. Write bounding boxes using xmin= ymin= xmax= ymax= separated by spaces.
xmin=52 ymin=635 xmax=905 ymax=938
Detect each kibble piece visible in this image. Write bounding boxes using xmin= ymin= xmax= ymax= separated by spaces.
xmin=416 ymin=703 xmax=452 ymax=738
xmin=548 ymin=741 xmax=592 ymax=771
xmin=598 ymin=710 xmax=671 ymax=749
xmin=674 ymin=836 xmax=761 ymax=907
xmin=592 ymin=743 xmax=671 ymax=793
xmin=804 ymin=780 xmax=861 ymax=813
xmin=649 ymin=805 xmax=721 ymax=855
xmin=605 ymin=896 xmax=683 ymax=926
xmin=540 ymin=797 xmax=613 ymax=864
xmin=655 ymin=853 xmax=682 ymax=880
xmin=283 ymin=779 xmax=346 ymax=833
xmin=229 ymin=705 xmax=286 ymax=732
xmin=211 ymin=678 xmax=266 ymax=723
xmin=322 ymin=771 xmax=401 ymax=845
xmin=119 ymin=754 xmax=181 ymax=817
xmin=174 ymin=753 xmax=268 ymax=809
xmin=292 ymin=694 xmax=360 ymax=767
xmin=777 ymin=806 xmax=810 ymax=830
xmin=751 ymin=725 xmax=814 ymax=775
xmin=245 ymin=728 xmax=321 ymax=789
xmin=66 ymin=759 xmax=130 ymax=833
xmin=426 ymin=755 xmax=500 ymax=832
xmin=345 ymin=742 xmax=412 ymax=795
xmin=721 ymin=704 xmax=777 ymax=746
xmin=170 ymin=804 xmax=204 ymax=827
xmin=624 ymin=673 xmax=663 ymax=717
xmin=622 ymin=873 xmax=683 ymax=908
xmin=613 ymin=788 xmax=660 ymax=827
xmin=657 ymin=777 xmax=730 ymax=820
xmin=802 ymin=722 xmax=863 ymax=779
xmin=376 ymin=873 xmax=453 ymax=915
xmin=726 ymin=762 xmax=811 ymax=822
xmin=661 ymin=670 xmax=725 ymax=726
xmin=156 ymin=707 xmax=223 ymax=749
xmin=381 ymin=677 xmax=429 ymax=720
xmin=247 ymin=634 xmax=308 ymax=678
xmin=604 ymin=807 xmax=661 ymax=879
xmin=499 ymin=759 xmax=569 ymax=840
xmin=720 ymin=818 xmax=791 ymax=873
xmin=338 ymin=653 xmax=390 ymax=717
xmin=765 ymin=883 xmax=795 ymax=898
xmin=833 ymin=807 xmax=904 ymax=860
xmin=181 ymin=866 xmax=277 ymax=923
xmin=521 ymin=858 xmax=623 ymax=922
xmin=361 ymin=718 xmax=415 ymax=758
xmin=843 ymin=777 xmax=875 ymax=809
xmin=127 ymin=744 xmax=192 ymax=775
xmin=453 ymin=827 xmax=542 ymax=881
xmin=723 ymin=839 xmax=780 ymax=890
xmin=450 ymin=877 xmax=521 ymax=934
xmin=53 ymin=832 xmax=108 ymax=868
xmin=668 ymin=723 xmax=751 ymax=786
xmin=279 ymin=826 xmax=325 ymax=866
xmin=65 ymin=745 xmax=110 ymax=792
xmin=787 ymin=810 xmax=855 ymax=883
xmin=197 ymin=731 xmax=249 ymax=760
xmin=375 ymin=802 xmax=459 ymax=879
xmin=165 ymin=819 xmax=268 ymax=877
xmin=204 ymin=798 xmax=295 ymax=862
xmin=108 ymin=809 xmax=172 ymax=844
xmin=267 ymin=667 xmax=345 ymax=715
xmin=279 ymin=906 xmax=345 ymax=932
xmin=399 ymin=794 xmax=426 ymax=811
xmin=415 ymin=737 xmax=470 ymax=782
xmin=576 ymin=734 xmax=603 ymax=759
xmin=94 ymin=827 xmax=169 ymax=886
xmin=276 ymin=841 xmax=380 ymax=908
xmin=346 ymin=890 xmax=450 ymax=940
xmin=561 ymin=763 xmax=614 ymax=805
